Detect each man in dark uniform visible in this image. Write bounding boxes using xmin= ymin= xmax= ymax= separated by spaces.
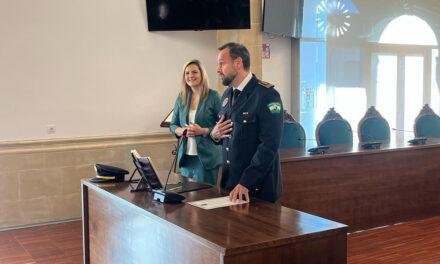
xmin=211 ymin=42 xmax=283 ymax=203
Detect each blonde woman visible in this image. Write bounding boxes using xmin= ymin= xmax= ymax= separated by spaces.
xmin=169 ymin=59 xmax=222 ymax=185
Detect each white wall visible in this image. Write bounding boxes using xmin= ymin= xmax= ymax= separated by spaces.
xmin=262 ymin=33 xmax=292 ymax=113
xmin=0 ymin=0 xmax=218 ymax=141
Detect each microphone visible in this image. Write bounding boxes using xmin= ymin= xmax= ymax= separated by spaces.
xmin=391 ymin=128 xmax=414 ymax=133
xmin=307 ymin=145 xmax=330 ymax=155
xmin=297 ymin=138 xmax=317 ymax=141
xmin=361 ymin=141 xmax=382 ymax=149
xmin=352 ymin=129 xmax=383 ymax=149
xmin=408 ymin=137 xmax=427 ymax=145
xmin=295 ymin=137 xmax=330 ymax=154
xmin=392 ymin=128 xmax=427 ymax=145
xmin=152 ymin=129 xmax=186 ymax=203
xmin=182 ymin=128 xmax=188 ymax=138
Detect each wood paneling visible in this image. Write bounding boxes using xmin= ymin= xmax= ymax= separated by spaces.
xmin=280 ymin=139 xmax=440 ymax=232
xmin=82 ymin=180 xmax=347 ymax=264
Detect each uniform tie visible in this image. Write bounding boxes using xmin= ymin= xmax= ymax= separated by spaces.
xmin=232 ymin=89 xmax=241 ymax=106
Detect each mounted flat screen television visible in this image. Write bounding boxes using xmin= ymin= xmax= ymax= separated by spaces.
xmin=263 ymin=0 xmax=303 ymax=38
xmin=146 ymin=0 xmax=251 ymax=31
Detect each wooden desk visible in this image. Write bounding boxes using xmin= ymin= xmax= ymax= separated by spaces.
xmin=280 ymin=139 xmax=440 ymax=232
xmin=82 ymin=180 xmax=347 ymax=264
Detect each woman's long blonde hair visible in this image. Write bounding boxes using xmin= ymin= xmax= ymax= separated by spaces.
xmin=180 ymin=59 xmax=210 ymax=106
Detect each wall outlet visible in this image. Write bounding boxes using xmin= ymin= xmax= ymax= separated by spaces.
xmin=46 ymin=125 xmax=56 ymax=134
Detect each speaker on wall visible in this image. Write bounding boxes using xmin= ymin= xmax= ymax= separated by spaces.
xmin=263 ymin=0 xmax=304 ymax=38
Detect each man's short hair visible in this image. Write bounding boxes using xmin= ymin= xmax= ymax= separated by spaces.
xmin=218 ymin=42 xmax=250 ymax=70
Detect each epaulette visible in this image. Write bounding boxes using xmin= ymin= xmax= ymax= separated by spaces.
xmin=258 ymin=80 xmax=274 ymax=89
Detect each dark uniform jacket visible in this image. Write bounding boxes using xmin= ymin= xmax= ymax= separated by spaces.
xmin=170 ymin=89 xmax=222 ymax=170
xmin=218 ymin=75 xmax=283 ymax=202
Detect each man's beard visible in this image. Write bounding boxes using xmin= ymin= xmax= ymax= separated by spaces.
xmin=221 ymin=72 xmax=237 ymax=86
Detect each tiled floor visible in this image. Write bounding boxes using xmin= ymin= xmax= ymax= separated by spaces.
xmin=1 ymin=217 xmax=440 ymax=263
xmin=0 ymin=221 xmax=82 ymax=264
xmin=348 ymin=216 xmax=440 ymax=264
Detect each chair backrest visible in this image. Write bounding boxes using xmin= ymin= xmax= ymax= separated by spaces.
xmin=316 ymin=108 xmax=353 ymax=146
xmin=280 ymin=120 xmax=306 ymax=149
xmin=414 ymin=104 xmax=440 ymax=138
xmin=357 ymin=106 xmax=390 ymax=142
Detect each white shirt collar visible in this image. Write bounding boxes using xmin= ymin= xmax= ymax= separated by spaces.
xmin=233 ymin=72 xmax=252 ymax=92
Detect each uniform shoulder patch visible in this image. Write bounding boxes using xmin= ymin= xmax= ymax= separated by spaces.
xmin=258 ymin=80 xmax=274 ymax=89
xmin=267 ymin=102 xmax=282 ymax=114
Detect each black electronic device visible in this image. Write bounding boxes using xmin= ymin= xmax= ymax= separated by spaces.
xmin=151 ymin=128 xmax=210 ymax=203
xmin=150 ymin=133 xmax=186 ymax=203
xmin=129 ymin=134 xmax=212 ymax=202
xmin=408 ymin=137 xmax=427 ymax=145
xmin=152 ymin=189 xmax=185 ymax=203
xmin=308 ymin=145 xmax=330 ymax=155
xmin=361 ymin=141 xmax=382 ymax=150
xmin=263 ymin=0 xmax=304 ymax=38
xmin=129 ymin=150 xmax=160 ymax=192
xmin=146 ymin=0 xmax=250 ymax=31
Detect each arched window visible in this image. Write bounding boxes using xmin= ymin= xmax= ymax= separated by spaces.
xmin=298 ymin=1 xmax=440 ymax=146
xmin=379 ymin=15 xmax=437 ymax=45
xmin=374 ymin=15 xmax=438 ymax=136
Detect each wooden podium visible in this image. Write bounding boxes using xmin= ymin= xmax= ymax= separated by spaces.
xmin=82 ymin=179 xmax=347 ymax=264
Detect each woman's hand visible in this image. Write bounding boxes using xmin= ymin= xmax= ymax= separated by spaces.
xmin=175 ymin=126 xmax=188 ymax=137
xmin=187 ymin=123 xmax=208 ymax=137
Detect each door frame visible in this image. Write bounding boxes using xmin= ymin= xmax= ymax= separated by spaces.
xmin=364 ymin=43 xmax=435 ymax=129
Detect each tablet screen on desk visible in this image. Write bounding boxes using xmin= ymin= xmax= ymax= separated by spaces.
xmin=131 ymin=151 xmax=163 ymax=190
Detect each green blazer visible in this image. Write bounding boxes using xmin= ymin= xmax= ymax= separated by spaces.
xmin=170 ymin=89 xmax=222 ymax=170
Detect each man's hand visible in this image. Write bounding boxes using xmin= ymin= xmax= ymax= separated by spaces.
xmin=211 ymin=115 xmax=233 ymax=140
xmin=229 ymin=184 xmax=249 ymax=202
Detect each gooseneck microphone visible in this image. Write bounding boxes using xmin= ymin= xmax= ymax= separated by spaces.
xmin=152 ymin=129 xmax=186 ymax=203
xmin=391 ymin=128 xmax=414 ymax=133
xmin=391 ymin=128 xmax=427 ymax=145
xmin=298 ymin=138 xmax=317 ymax=141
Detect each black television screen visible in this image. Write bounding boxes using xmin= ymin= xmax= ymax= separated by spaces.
xmin=146 ymin=0 xmax=251 ymax=31
xmin=263 ymin=0 xmax=303 ymax=38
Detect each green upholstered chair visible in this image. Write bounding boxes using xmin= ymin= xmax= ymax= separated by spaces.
xmin=316 ymin=108 xmax=353 ymax=146
xmin=357 ymin=106 xmax=390 ymax=142
xmin=280 ymin=113 xmax=306 ymax=148
xmin=414 ymin=104 xmax=440 ymax=138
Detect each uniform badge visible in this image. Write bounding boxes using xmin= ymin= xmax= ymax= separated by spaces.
xmin=267 ymin=102 xmax=281 ymax=114
xmin=222 ymin=98 xmax=229 ymax=107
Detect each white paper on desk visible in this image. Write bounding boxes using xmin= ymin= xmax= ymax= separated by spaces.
xmin=188 ymin=196 xmax=248 ymax=210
